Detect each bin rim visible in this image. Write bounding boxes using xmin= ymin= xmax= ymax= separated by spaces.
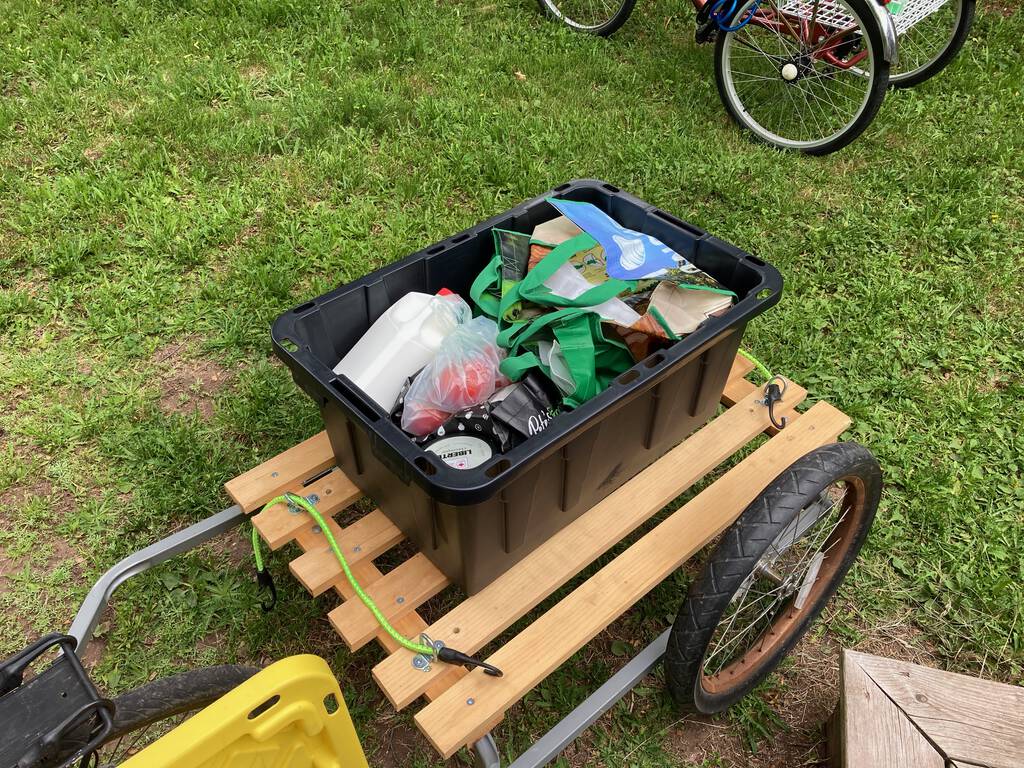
xmin=271 ymin=179 xmax=783 ymax=506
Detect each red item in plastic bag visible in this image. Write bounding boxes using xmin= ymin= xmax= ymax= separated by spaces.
xmin=401 ymin=405 xmax=450 ymax=436
xmin=400 ymin=316 xmax=506 ymax=437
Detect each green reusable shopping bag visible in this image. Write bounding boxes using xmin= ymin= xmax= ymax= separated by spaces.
xmin=471 ymin=233 xmax=636 ymax=409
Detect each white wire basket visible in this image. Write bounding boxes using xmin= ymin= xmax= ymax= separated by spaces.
xmin=776 ymin=0 xmax=950 ymax=35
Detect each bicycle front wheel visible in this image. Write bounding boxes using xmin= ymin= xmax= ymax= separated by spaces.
xmin=713 ymin=0 xmax=890 ymax=154
xmin=888 ymin=0 xmax=974 ymax=88
xmin=536 ymin=0 xmax=636 ymax=36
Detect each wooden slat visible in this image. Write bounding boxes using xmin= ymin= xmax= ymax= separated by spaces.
xmin=851 ymin=651 xmax=1024 ymax=768
xmin=250 ymin=469 xmax=364 ymax=550
xmin=329 ymin=554 xmax=451 ymax=651
xmin=226 ymin=431 xmax=339 ymax=513
xmin=289 ymin=511 xmax=404 ymax=596
xmin=373 ymin=381 xmax=807 ymax=710
xmin=833 ymin=650 xmax=945 ymax=768
xmin=415 ymin=400 xmax=851 ymax=757
xmin=722 ymin=376 xmax=799 ymax=437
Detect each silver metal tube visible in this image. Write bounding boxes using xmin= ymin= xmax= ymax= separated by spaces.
xmin=68 ymin=505 xmax=247 ymax=653
xmin=507 ymin=629 xmax=671 ymax=768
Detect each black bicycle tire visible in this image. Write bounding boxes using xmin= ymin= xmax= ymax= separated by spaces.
xmin=103 ymin=665 xmax=259 ymax=742
xmin=889 ymin=0 xmax=975 ymax=88
xmin=712 ymin=0 xmax=891 ymax=155
xmin=664 ymin=442 xmax=881 ymax=714
xmin=536 ymin=0 xmax=637 ymax=36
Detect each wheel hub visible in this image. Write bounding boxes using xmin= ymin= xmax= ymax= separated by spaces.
xmin=779 ymin=53 xmax=813 ymax=83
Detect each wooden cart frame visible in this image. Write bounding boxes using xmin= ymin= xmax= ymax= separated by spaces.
xmin=70 ymin=354 xmax=851 ymax=767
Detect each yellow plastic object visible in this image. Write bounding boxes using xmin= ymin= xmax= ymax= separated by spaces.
xmin=121 ymin=655 xmax=368 ymax=768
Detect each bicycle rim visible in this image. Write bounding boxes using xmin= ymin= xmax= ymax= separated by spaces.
xmin=720 ymin=0 xmax=880 ymax=151
xmin=889 ymin=0 xmax=963 ymax=82
xmin=540 ymin=0 xmax=630 ymax=31
xmin=700 ymin=477 xmax=865 ymax=688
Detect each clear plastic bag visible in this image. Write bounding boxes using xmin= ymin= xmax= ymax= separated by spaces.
xmin=400 ymin=316 xmax=507 ymax=436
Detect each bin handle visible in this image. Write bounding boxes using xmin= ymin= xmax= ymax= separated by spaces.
xmin=329 ymin=375 xmax=383 ymax=424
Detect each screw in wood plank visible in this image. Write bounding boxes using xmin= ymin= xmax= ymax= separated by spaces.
xmin=412 ymin=655 xmax=431 ymax=671
xmin=311 ymin=525 xmax=321 ymax=534
xmin=396 ymin=596 xmax=405 ymax=604
xmin=466 ymin=698 xmax=475 ymax=706
xmin=353 ymin=545 xmax=362 ymax=553
xmin=271 ymin=471 xmax=279 ymax=477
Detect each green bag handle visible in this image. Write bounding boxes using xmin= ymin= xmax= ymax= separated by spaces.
xmin=515 ymin=233 xmax=635 ymax=309
xmin=474 ymin=231 xmax=636 ymax=407
xmin=470 ymin=251 xmax=502 ymax=320
xmin=499 ymin=308 xmax=633 ymax=408
xmin=474 ymin=231 xmax=636 ymax=323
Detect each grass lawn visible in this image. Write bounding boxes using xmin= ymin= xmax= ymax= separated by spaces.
xmin=1 ymin=0 xmax=1022 ymax=764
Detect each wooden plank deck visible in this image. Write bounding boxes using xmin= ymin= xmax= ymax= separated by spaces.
xmin=830 ymin=650 xmax=1024 ymax=768
xmin=232 ymin=354 xmax=846 ymax=759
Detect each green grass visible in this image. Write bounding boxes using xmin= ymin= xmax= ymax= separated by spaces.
xmin=1 ymin=0 xmax=1022 ymax=764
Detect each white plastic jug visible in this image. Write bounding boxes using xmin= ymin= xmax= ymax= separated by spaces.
xmin=333 ymin=291 xmax=469 ymax=410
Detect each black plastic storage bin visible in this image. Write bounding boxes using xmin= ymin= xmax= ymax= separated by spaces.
xmin=272 ymin=180 xmax=782 ymax=594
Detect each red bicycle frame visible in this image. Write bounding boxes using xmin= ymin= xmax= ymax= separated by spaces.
xmin=691 ymin=0 xmax=885 ymax=70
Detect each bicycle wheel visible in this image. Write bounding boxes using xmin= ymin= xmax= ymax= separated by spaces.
xmin=665 ymin=442 xmax=881 ymax=713
xmin=536 ymin=0 xmax=636 ymax=36
xmin=87 ymin=665 xmax=258 ymax=766
xmin=713 ymin=0 xmax=890 ymax=154
xmin=888 ymin=0 xmax=974 ymax=88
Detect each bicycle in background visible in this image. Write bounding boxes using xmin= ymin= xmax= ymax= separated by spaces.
xmin=537 ymin=0 xmax=973 ymax=153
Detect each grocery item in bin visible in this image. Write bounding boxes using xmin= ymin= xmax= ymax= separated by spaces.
xmin=626 ymin=280 xmax=734 ymax=337
xmin=419 ymin=404 xmax=516 ymax=469
xmin=490 ymin=371 xmax=561 ymax=439
xmin=530 ymin=215 xmax=582 ymax=268
xmin=548 ymin=198 xmax=681 ymax=280
xmin=333 ymin=290 xmax=470 ymax=410
xmin=391 ymin=372 xmax=449 ymax=437
xmin=400 ymin=316 xmax=507 ymax=437
xmin=393 ymin=371 xmax=559 ymax=469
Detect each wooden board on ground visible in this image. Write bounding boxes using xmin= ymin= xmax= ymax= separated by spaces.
xmin=831 ymin=650 xmax=1024 ymax=768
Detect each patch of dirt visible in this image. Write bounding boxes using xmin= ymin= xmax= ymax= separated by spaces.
xmin=79 ymin=623 xmax=111 ymax=671
xmin=983 ymin=0 xmax=1016 ymax=16
xmin=153 ymin=341 xmax=233 ymax=419
xmin=83 ymin=137 xmax=111 ymax=162
xmin=219 ymin=529 xmax=255 ymax=570
xmin=365 ymin=715 xmax=422 ymax=768
xmin=240 ymin=64 xmax=268 ymax=80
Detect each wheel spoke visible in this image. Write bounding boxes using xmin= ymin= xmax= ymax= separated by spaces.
xmin=891 ymin=0 xmax=962 ymax=81
xmin=541 ymin=0 xmax=630 ymax=30
xmin=719 ymin=0 xmax=879 ymax=149
xmin=703 ymin=482 xmax=853 ymax=678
